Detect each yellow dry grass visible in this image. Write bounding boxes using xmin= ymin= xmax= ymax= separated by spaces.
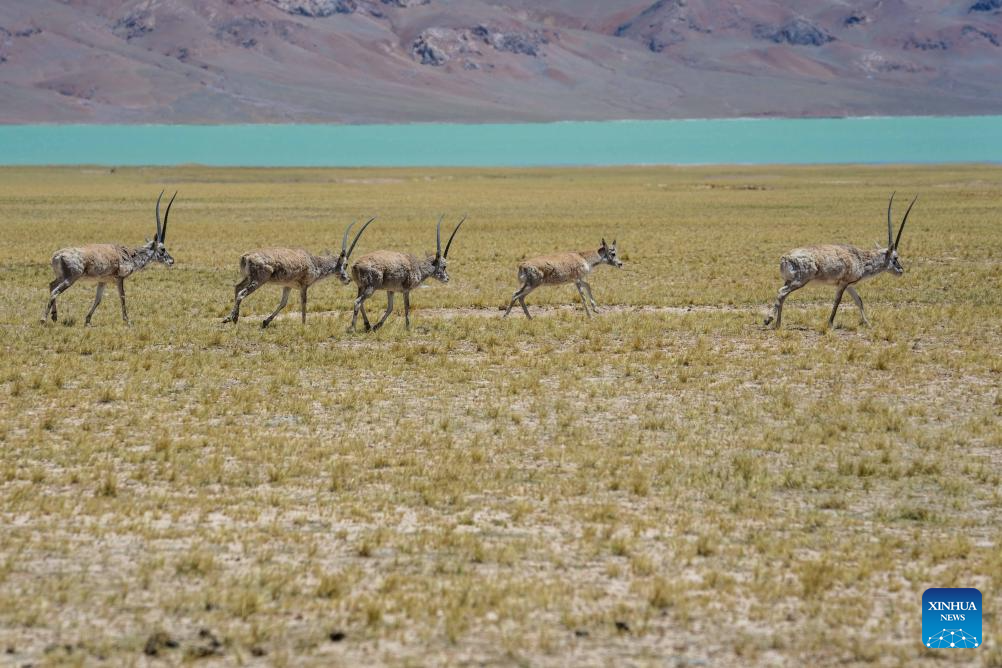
xmin=0 ymin=165 xmax=999 ymax=666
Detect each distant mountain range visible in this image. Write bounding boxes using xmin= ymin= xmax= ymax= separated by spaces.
xmin=1 ymin=0 xmax=1001 ymax=123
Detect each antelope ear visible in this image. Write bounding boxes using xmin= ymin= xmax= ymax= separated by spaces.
xmin=601 ymin=238 xmax=607 ymax=247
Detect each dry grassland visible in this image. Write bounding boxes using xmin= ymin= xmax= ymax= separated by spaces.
xmin=0 ymin=165 xmax=999 ymax=666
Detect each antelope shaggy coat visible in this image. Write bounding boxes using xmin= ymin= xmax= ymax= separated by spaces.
xmin=504 ymin=239 xmax=622 ymax=319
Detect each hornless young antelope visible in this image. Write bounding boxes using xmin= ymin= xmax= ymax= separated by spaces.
xmin=503 ymin=239 xmax=623 ymax=319
xmin=42 ymin=191 xmax=177 ymax=326
xmin=349 ymin=215 xmax=466 ymax=331
xmin=223 ymin=217 xmax=375 ymax=328
xmin=764 ymin=193 xmax=917 ymax=329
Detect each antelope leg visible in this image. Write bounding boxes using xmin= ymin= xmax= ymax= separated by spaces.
xmin=262 ymin=287 xmax=291 ymax=328
xmin=373 ymin=291 xmax=394 ymax=331
xmin=351 ymin=285 xmax=374 ymax=332
xmin=576 ymin=282 xmax=592 ymax=318
xmin=504 ymin=283 xmax=529 ymax=319
xmin=85 ymin=283 xmax=106 ymax=326
xmin=116 ymin=278 xmax=130 ymax=324
xmin=581 ymin=280 xmax=599 ymax=311
xmin=765 ymin=280 xmax=806 ymax=329
xmin=847 ymin=286 xmax=868 ymax=325
xmin=225 ymin=277 xmax=265 ymax=324
xmin=43 ymin=277 xmax=74 ymax=324
xmin=827 ymin=286 xmax=847 ymax=328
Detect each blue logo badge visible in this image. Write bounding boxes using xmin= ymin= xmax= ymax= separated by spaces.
xmin=923 ymin=588 xmax=981 ymax=649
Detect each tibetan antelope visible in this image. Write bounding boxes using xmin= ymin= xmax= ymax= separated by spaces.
xmin=42 ymin=191 xmax=177 ymax=326
xmin=764 ymin=193 xmax=917 ymax=329
xmin=349 ymin=215 xmax=466 ymax=331
xmin=223 ymin=217 xmax=375 ymax=328
xmin=503 ymin=239 xmax=623 ymax=319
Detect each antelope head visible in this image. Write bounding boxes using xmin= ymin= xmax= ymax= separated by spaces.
xmin=885 ymin=192 xmax=917 ymax=277
xmin=432 ymin=214 xmax=466 ymax=283
xmin=336 ymin=217 xmax=376 ymax=284
xmin=599 ymin=238 xmax=623 ymax=268
xmin=150 ymin=190 xmax=177 ymax=267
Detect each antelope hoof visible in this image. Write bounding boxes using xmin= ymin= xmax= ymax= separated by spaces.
xmin=372 ymin=323 xmax=384 ymax=332
xmin=763 ymin=315 xmax=774 ymax=326
xmin=261 ymin=320 xmax=271 ymax=329
xmin=222 ymin=315 xmax=233 ymax=324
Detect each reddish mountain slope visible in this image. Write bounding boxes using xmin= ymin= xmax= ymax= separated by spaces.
xmin=0 ymin=0 xmax=1000 ymax=123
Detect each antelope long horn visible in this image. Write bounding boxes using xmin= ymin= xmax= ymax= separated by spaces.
xmin=444 ymin=214 xmax=466 ymax=259
xmin=342 ymin=220 xmax=356 ymax=255
xmin=894 ymin=195 xmax=917 ymax=250
xmin=161 ymin=191 xmax=177 ymax=243
xmin=154 ymin=190 xmax=164 ymax=242
xmin=886 ymin=191 xmax=895 ymax=249
xmin=347 ymin=217 xmax=376 ymax=259
xmin=435 ymin=214 xmax=444 ymax=258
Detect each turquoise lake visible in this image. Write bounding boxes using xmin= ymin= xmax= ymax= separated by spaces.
xmin=1 ymin=116 xmax=1000 ymax=166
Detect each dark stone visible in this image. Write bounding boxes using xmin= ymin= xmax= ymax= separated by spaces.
xmin=614 ymin=620 xmax=630 ymax=632
xmin=970 ymin=0 xmax=1002 ymax=11
xmin=962 ymin=25 xmax=1000 ymax=46
xmin=754 ymin=18 xmax=835 ymax=46
xmin=215 ymin=18 xmax=268 ymax=48
xmin=473 ymin=24 xmax=546 ymax=56
xmin=143 ymin=632 xmax=177 ymax=656
xmin=844 ymin=14 xmax=866 ymax=27
xmin=272 ymin=0 xmax=357 ymax=17
xmin=198 ymin=628 xmax=221 ymax=649
xmin=329 ymin=630 xmax=346 ymax=642
xmin=411 ymin=36 xmax=448 ymax=65
xmin=112 ymin=11 xmax=153 ymax=41
xmin=904 ymin=36 xmax=950 ymax=51
xmin=187 ymin=629 xmax=222 ymax=658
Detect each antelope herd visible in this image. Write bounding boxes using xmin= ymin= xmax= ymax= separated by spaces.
xmin=40 ymin=191 xmax=917 ymax=330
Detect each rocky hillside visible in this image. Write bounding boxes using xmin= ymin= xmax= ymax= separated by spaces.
xmin=1 ymin=0 xmax=1000 ymax=123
